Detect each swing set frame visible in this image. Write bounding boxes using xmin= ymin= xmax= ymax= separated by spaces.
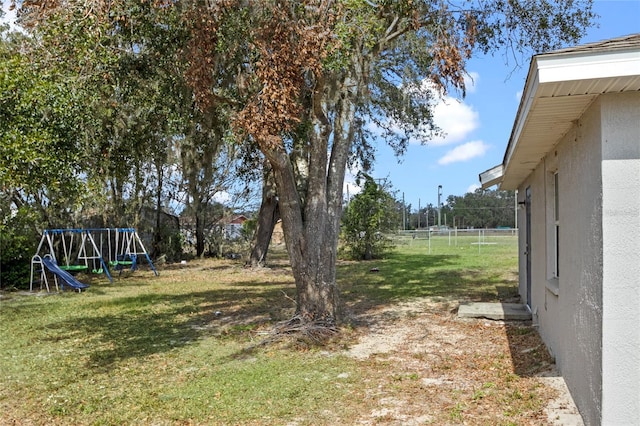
xmin=30 ymin=228 xmax=158 ymax=291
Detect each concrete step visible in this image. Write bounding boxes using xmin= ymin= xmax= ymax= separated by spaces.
xmin=458 ymin=302 xmax=532 ymax=321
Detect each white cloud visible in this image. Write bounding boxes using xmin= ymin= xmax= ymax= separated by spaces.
xmin=365 ymin=76 xmax=480 ymax=147
xmin=438 ymin=140 xmax=489 ymax=165
xmin=430 ymin=97 xmax=479 ymax=145
xmin=466 ymin=183 xmax=481 ymax=193
xmin=414 ymin=77 xmax=480 ymax=146
xmin=376 ymin=93 xmax=479 ymax=147
xmin=213 ymin=191 xmax=231 ymax=204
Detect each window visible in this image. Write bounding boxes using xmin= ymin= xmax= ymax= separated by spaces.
xmin=553 ymin=172 xmax=559 ymax=278
xmin=545 ymin=155 xmax=559 ymax=294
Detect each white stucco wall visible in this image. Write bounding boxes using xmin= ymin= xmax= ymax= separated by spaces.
xmin=600 ymin=92 xmax=640 ymax=425
xmin=557 ymin=101 xmax=604 ymax=426
xmin=517 ymin=92 xmax=640 ymax=425
xmin=518 ymin=99 xmax=604 ymax=425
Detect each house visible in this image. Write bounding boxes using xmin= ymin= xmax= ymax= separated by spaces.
xmin=223 ymin=215 xmax=249 ymax=240
xmin=480 ymin=34 xmax=640 ymax=426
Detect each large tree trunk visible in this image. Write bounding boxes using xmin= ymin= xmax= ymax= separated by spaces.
xmin=248 ymin=161 xmax=280 ymax=267
xmin=152 ymin=160 xmax=164 ymax=258
xmin=269 ymin=151 xmax=340 ymax=324
xmin=195 ymin=208 xmax=205 ymax=257
xmin=261 ymin=69 xmax=360 ymax=327
xmin=319 ymin=70 xmax=360 ymax=295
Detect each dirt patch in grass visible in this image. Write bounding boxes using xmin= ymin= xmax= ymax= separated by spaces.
xmin=339 ymin=298 xmax=566 ymax=425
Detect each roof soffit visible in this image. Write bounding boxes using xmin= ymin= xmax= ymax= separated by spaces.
xmin=499 ymin=37 xmax=640 ymax=190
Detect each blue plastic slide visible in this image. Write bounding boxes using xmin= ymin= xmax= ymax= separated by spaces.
xmin=42 ymin=257 xmax=90 ymax=291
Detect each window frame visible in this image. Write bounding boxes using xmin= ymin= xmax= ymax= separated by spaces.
xmin=553 ymin=171 xmax=560 ymax=278
xmin=545 ymin=153 xmax=560 ymax=292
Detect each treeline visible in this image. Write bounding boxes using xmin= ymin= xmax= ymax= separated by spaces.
xmin=402 ymin=189 xmax=516 ymax=230
xmin=446 ymin=189 xmax=516 ymax=229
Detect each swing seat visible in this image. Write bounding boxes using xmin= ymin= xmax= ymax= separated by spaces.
xmin=111 ymin=254 xmax=137 ymax=272
xmin=59 ymin=264 xmax=88 ymax=272
xmin=109 ymin=260 xmax=132 ymax=268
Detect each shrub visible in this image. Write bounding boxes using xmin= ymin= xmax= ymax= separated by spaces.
xmin=0 ymin=206 xmax=40 ymax=290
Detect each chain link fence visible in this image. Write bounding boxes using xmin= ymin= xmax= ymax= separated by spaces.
xmin=387 ymin=228 xmax=518 ymax=254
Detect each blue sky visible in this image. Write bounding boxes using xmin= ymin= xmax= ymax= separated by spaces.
xmin=363 ymin=0 xmax=640 ymax=211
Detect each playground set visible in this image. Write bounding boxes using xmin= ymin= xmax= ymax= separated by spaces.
xmin=30 ymin=228 xmax=158 ymax=292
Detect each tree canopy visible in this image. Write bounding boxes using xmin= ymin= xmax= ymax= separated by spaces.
xmin=178 ymin=0 xmax=594 ymax=328
xmin=2 ymin=0 xmax=596 ymax=327
xmin=0 ymin=0 xmax=250 ymax=286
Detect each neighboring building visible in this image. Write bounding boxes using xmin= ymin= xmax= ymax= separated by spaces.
xmin=223 ymin=215 xmax=248 ymax=240
xmin=271 ymin=219 xmax=285 ymax=245
xmin=179 ymin=212 xmax=249 ymax=256
xmin=480 ymin=34 xmax=640 ymax=426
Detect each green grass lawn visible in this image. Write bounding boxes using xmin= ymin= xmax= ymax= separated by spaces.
xmin=0 ymin=237 xmax=540 ymax=425
xmin=340 ymin=234 xmax=519 ymax=305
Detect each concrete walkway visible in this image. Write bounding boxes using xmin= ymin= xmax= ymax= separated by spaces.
xmin=457 ymin=302 xmax=532 ymax=320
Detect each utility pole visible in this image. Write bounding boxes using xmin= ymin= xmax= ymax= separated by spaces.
xmin=426 ymin=206 xmax=429 ymax=228
xmin=402 ymin=192 xmax=406 ymax=230
xmin=418 ymin=198 xmax=421 ymax=229
xmin=437 ymin=185 xmax=442 ymax=227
